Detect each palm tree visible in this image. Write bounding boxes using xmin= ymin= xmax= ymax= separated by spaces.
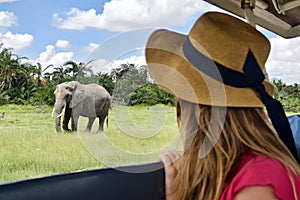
xmin=28 ymin=62 xmax=53 ymax=86
xmin=0 ymin=44 xmax=28 ymax=90
xmin=63 ymin=60 xmax=94 ymax=79
xmin=78 ymin=62 xmax=94 ymax=77
xmin=63 ymin=61 xmax=79 ymax=77
xmin=51 ymin=66 xmax=70 ymax=81
xmin=111 ymin=63 xmax=136 ymax=81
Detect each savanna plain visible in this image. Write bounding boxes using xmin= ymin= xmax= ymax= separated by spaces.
xmin=0 ymin=104 xmax=178 ymax=183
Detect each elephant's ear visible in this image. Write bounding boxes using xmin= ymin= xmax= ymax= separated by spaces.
xmin=70 ymin=85 xmax=85 ymax=108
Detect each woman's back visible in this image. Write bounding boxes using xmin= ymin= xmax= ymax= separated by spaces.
xmin=220 ymin=151 xmax=300 ymax=199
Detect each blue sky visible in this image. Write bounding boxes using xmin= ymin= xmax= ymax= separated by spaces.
xmin=1 ymin=0 xmax=300 ymax=84
xmin=0 ymin=0 xmax=112 ymax=60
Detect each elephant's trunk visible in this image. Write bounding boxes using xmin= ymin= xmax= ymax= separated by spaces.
xmin=56 ymin=115 xmax=62 ymax=132
xmin=54 ymin=101 xmax=65 ymax=133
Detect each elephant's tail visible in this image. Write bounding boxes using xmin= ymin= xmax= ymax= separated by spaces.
xmin=105 ymin=97 xmax=111 ymax=128
xmin=106 ymin=113 xmax=109 ymax=128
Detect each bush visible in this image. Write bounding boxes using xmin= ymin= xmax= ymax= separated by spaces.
xmin=32 ymin=86 xmax=56 ymax=106
xmin=129 ymin=83 xmax=175 ymax=106
xmin=273 ymin=80 xmax=300 ymax=113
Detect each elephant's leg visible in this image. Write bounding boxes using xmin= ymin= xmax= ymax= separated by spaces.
xmin=85 ymin=117 xmax=96 ymax=132
xmin=71 ymin=113 xmax=79 ymax=132
xmin=95 ymin=98 xmax=110 ymax=133
xmin=97 ymin=116 xmax=105 ymax=132
xmin=63 ymin=107 xmax=72 ymax=131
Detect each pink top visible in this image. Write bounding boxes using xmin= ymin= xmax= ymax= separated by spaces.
xmin=220 ymin=151 xmax=300 ymax=200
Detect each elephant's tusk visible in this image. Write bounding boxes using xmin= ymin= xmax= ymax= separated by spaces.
xmin=56 ymin=107 xmax=65 ymax=118
xmin=52 ymin=106 xmax=65 ymax=118
xmin=56 ymin=112 xmax=64 ymax=118
xmin=51 ymin=107 xmax=55 ymax=117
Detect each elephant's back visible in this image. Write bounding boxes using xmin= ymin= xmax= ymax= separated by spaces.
xmin=87 ymin=84 xmax=110 ymax=97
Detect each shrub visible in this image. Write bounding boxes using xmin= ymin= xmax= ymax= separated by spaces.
xmin=273 ymin=79 xmax=300 ymax=113
xmin=129 ymin=83 xmax=175 ymax=106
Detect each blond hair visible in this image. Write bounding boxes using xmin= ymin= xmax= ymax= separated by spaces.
xmin=174 ymin=99 xmax=300 ymax=200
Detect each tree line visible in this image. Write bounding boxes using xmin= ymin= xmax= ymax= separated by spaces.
xmin=0 ymin=44 xmax=299 ymax=112
xmin=0 ymin=44 xmax=174 ymax=107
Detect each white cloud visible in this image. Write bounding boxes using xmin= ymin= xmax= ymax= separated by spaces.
xmin=55 ymin=40 xmax=71 ymax=50
xmin=0 ymin=31 xmax=33 ymax=50
xmin=89 ymin=59 xmax=112 ymax=74
xmin=34 ymin=45 xmax=73 ymax=70
xmin=0 ymin=11 xmax=17 ymax=27
xmin=52 ymin=8 xmax=102 ymax=30
xmin=109 ymin=55 xmax=146 ymax=69
xmin=266 ymin=36 xmax=300 ymax=84
xmin=90 ymin=55 xmax=146 ymax=75
xmin=84 ymin=43 xmax=100 ymax=53
xmin=0 ymin=0 xmax=16 ymax=3
xmin=52 ymin=0 xmax=214 ymax=32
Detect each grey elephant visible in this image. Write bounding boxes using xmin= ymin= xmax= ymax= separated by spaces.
xmin=53 ymin=81 xmax=111 ymax=133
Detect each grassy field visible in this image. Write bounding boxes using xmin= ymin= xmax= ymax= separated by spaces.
xmin=3 ymin=104 xmax=295 ymax=184
xmin=0 ymin=104 xmax=179 ymax=183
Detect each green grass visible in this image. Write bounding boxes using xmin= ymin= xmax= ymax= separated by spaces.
xmin=79 ymin=104 xmax=180 ymax=167
xmin=0 ymin=104 xmax=179 ymax=183
xmin=0 ymin=104 xmax=297 ymax=183
xmin=286 ymin=112 xmax=299 ymax=116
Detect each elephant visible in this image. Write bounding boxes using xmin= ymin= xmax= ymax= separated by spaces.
xmin=53 ymin=81 xmax=111 ymax=133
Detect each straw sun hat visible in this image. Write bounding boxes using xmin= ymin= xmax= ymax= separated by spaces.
xmin=146 ymin=12 xmax=299 ymax=160
xmin=145 ymin=12 xmax=274 ymax=107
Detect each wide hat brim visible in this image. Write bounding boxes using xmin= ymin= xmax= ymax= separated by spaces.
xmin=146 ymin=20 xmax=274 ymax=107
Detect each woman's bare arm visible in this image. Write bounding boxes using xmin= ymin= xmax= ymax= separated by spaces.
xmin=234 ymin=185 xmax=279 ymax=200
xmin=159 ymin=151 xmax=181 ymax=200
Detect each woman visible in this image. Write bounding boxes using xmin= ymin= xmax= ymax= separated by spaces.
xmin=145 ymin=12 xmax=300 ymax=199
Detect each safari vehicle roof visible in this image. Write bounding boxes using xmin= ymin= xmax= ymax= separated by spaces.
xmin=204 ymin=0 xmax=300 ymax=38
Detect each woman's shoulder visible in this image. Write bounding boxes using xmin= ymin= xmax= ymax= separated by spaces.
xmin=239 ymin=151 xmax=288 ymax=173
xmin=220 ymin=151 xmax=300 ymax=200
